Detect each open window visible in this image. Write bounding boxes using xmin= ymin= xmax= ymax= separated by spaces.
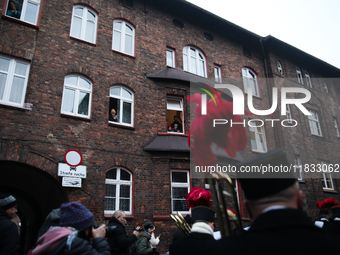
xmin=167 ymin=97 xmax=184 ymax=133
xmin=109 ymin=86 xmax=134 ymax=127
xmin=5 ymin=0 xmax=41 ymax=25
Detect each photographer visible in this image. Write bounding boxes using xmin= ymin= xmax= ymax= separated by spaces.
xmin=31 ymin=202 xmax=110 ymax=255
xmin=107 ymin=210 xmax=140 ymax=255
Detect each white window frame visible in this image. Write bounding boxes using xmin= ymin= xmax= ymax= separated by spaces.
xmin=60 ymin=75 xmax=92 ymax=118
xmin=112 ymin=19 xmax=135 ymax=56
xmin=214 ymin=64 xmax=222 ymax=83
xmin=171 ymin=170 xmax=190 ymax=214
xmin=324 ymin=82 xmax=329 ymax=94
xmin=242 ymin=67 xmax=260 ymax=97
xmin=167 ymin=97 xmax=184 ymax=134
xmin=334 ymin=117 xmax=340 ymax=137
xmin=277 ymin=61 xmax=283 ymax=75
xmin=166 ymin=48 xmax=175 ymax=68
xmin=183 ymin=46 xmax=207 ymax=77
xmin=0 ymin=54 xmax=30 ymax=107
xmin=109 ymin=86 xmax=134 ymax=127
xmin=5 ymin=0 xmax=41 ymax=25
xmin=286 ymin=105 xmax=293 ymax=124
xmin=320 ymin=161 xmax=334 ymax=191
xmin=296 ymin=67 xmax=303 ymax=84
xmin=249 ymin=121 xmax=267 ymax=153
xmin=305 ymin=71 xmax=312 ymax=88
xmin=105 ymin=167 xmax=132 ymax=215
xmin=294 ymin=155 xmax=302 ymax=181
xmin=70 ymin=5 xmax=98 ymax=44
xmin=308 ymin=110 xmax=322 ymax=137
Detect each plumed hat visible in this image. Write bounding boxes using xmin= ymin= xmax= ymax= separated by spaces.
xmin=0 ymin=193 xmax=17 ymax=210
xmin=191 ymin=206 xmax=215 ymax=223
xmin=59 ymin=202 xmax=94 ymax=232
xmin=186 ymin=187 xmax=212 ymax=210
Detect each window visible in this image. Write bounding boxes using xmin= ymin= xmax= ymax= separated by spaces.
xmin=277 ymin=61 xmax=283 ymax=75
xmin=294 ymin=155 xmax=302 ymax=180
xmin=61 ymin=75 xmax=92 ymax=118
xmin=109 ymin=86 xmax=134 ymax=126
xmin=308 ymin=110 xmax=322 ymax=136
xmin=242 ymin=67 xmax=259 ymax=97
xmin=105 ymin=167 xmax=132 ymax=215
xmin=112 ymin=20 xmax=135 ymax=56
xmin=334 ymin=117 xmax=340 ymax=137
xmin=166 ymin=48 xmax=175 ymax=68
xmin=70 ymin=5 xmax=98 ymax=44
xmin=183 ymin=46 xmax=207 ymax=77
xmin=286 ymin=105 xmax=293 ymax=124
xmin=305 ymin=71 xmax=312 ymax=88
xmin=296 ymin=67 xmax=303 ymax=84
xmin=171 ymin=170 xmax=190 ymax=213
xmin=320 ymin=162 xmax=334 ymax=190
xmin=249 ymin=121 xmax=267 ymax=152
xmin=0 ymin=54 xmax=30 ymax=107
xmin=167 ymin=97 xmax=184 ymax=133
xmin=214 ymin=65 xmax=222 ymax=83
xmin=5 ymin=0 xmax=41 ymax=25
xmin=324 ymin=82 xmax=329 ymax=94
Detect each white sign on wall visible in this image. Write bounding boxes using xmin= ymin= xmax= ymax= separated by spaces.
xmin=62 ymin=177 xmax=82 ymax=188
xmin=58 ymin=163 xmax=87 ymax=178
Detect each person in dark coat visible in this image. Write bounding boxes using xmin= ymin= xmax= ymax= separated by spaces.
xmin=213 ymin=172 xmax=340 ymax=254
xmin=325 ymin=205 xmax=340 ymax=236
xmin=107 ymin=210 xmax=140 ymax=255
xmin=169 ymin=206 xmax=217 ymax=255
xmin=135 ymin=221 xmax=159 ymax=255
xmin=0 ymin=193 xmax=20 ymax=255
xmin=314 ymin=209 xmax=330 ymax=228
xmin=31 ymin=202 xmax=110 ymax=255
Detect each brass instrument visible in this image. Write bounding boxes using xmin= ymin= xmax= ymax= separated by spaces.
xmin=170 ymin=211 xmax=191 ymax=237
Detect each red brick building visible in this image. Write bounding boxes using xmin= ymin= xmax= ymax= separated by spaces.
xmin=1 ymin=0 xmax=340 ymax=253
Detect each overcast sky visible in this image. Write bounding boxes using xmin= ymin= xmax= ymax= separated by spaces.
xmin=186 ymin=0 xmax=340 ymax=69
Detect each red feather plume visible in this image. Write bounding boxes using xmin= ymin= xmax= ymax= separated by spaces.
xmin=316 ymin=198 xmax=340 ymax=210
xmin=186 ymin=187 xmax=212 ymax=210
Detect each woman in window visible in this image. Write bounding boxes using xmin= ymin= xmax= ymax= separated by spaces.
xmin=6 ymin=1 xmax=21 ymax=19
xmin=109 ymin=109 xmax=118 ymax=122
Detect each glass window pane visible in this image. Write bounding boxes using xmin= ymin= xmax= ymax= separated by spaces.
xmin=120 ymin=185 xmax=130 ymax=198
xmin=105 ymin=197 xmax=116 ymax=211
xmin=65 ymin=76 xmax=77 ymax=86
xmin=114 ymin=21 xmax=122 ymax=30
xmin=172 ymin=187 xmax=188 ymax=199
xmin=121 ymin=169 xmax=130 ymax=181
xmin=62 ymin=88 xmax=75 ymax=113
xmin=0 ymin=58 xmax=10 ymax=72
xmin=113 ymin=31 xmax=121 ymax=51
xmin=87 ymin=10 xmax=95 ymax=22
xmin=0 ymin=73 xmax=8 ymax=100
xmin=190 ymin=57 xmax=196 ymax=74
xmin=105 ymin=184 xmax=116 ymax=196
xmin=71 ymin=16 xmax=82 ymax=38
xmin=122 ymin=102 xmax=131 ymax=124
xmin=85 ymin=21 xmax=95 ymax=42
xmin=106 ymin=169 xmax=117 ymax=179
xmin=74 ymin=7 xmax=83 ymax=16
xmin=14 ymin=62 xmax=27 ymax=76
xmin=173 ymin=199 xmax=187 ymax=211
xmin=119 ymin=198 xmax=129 ymax=211
xmin=125 ymin=34 xmax=133 ymax=55
xmin=9 ymin=76 xmax=24 ymax=103
xmin=110 ymin=87 xmax=120 ymax=96
xmin=78 ymin=91 xmax=89 ymax=115
xmin=125 ymin=24 xmax=133 ymax=35
xmin=122 ymin=88 xmax=132 ymax=99
xmin=24 ymin=2 xmax=38 ymax=24
xmin=172 ymin=172 xmax=187 ymax=183
xmin=79 ymin=77 xmax=91 ymax=89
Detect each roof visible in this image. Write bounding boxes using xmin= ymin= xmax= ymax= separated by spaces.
xmin=143 ymin=133 xmax=190 ymax=152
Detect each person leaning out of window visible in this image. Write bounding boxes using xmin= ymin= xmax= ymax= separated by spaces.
xmin=6 ymin=1 xmax=21 ymax=19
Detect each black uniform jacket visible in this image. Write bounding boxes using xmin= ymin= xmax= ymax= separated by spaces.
xmin=213 ymin=208 xmax=340 ymax=255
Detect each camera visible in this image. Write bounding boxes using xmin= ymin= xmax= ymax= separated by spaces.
xmin=93 ymin=224 xmax=117 ymax=237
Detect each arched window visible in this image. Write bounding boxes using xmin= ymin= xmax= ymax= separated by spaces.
xmin=105 ymin=168 xmax=132 ymax=215
xmin=305 ymin=71 xmax=312 ymax=88
xmin=183 ymin=46 xmax=207 ymax=77
xmin=277 ymin=61 xmax=283 ymax=75
xmin=242 ymin=67 xmax=259 ymax=97
xmin=112 ymin=20 xmax=135 ymax=56
xmin=296 ymin=67 xmax=303 ymax=84
xmin=61 ymin=75 xmax=92 ymax=118
xmin=70 ymin=5 xmax=98 ymax=43
xmin=109 ymin=86 xmax=134 ymax=126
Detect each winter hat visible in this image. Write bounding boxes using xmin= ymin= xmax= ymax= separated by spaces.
xmin=59 ymin=202 xmax=94 ymax=232
xmin=0 ymin=193 xmax=17 ymax=210
xmin=144 ymin=220 xmax=154 ymax=230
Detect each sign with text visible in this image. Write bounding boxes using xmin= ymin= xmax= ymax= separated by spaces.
xmin=62 ymin=177 xmax=82 ymax=188
xmin=58 ymin=163 xmax=87 ymax=178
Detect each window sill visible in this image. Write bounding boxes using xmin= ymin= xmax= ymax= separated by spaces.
xmin=111 ymin=50 xmax=135 ymax=59
xmin=158 ymin=132 xmax=188 ymax=137
xmin=70 ymin=36 xmax=97 ymax=46
xmin=298 ymin=179 xmax=305 ymax=184
xmin=108 ymin=121 xmax=135 ymax=130
xmin=0 ymin=102 xmax=30 ymax=111
xmin=323 ymin=189 xmax=337 ymax=193
xmin=60 ymin=113 xmax=91 ymax=122
xmin=153 ymin=215 xmax=172 ymax=220
xmin=251 ymin=150 xmax=268 ymax=154
xmin=2 ymin=15 xmax=39 ymax=29
xmin=104 ymin=214 xmax=135 ymax=220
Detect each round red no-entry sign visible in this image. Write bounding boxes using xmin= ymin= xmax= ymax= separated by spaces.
xmin=64 ymin=150 xmax=82 ymax=167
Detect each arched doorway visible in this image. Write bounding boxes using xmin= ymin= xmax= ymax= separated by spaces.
xmin=0 ymin=160 xmax=67 ymax=254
